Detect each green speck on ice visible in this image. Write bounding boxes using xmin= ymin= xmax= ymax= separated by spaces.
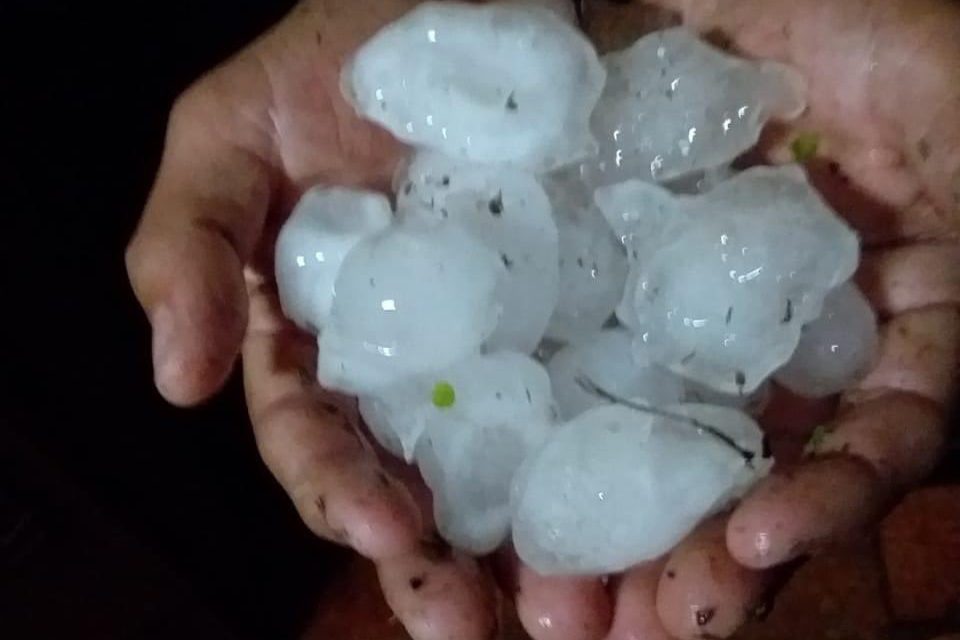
xmin=432 ymin=381 xmax=456 ymax=408
xmin=791 ymin=132 xmax=820 ymax=163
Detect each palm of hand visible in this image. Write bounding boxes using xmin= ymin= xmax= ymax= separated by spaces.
xmin=126 ymin=0 xmax=960 ymax=638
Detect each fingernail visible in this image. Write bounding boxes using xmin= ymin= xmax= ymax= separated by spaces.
xmin=150 ymin=305 xmax=179 ymax=394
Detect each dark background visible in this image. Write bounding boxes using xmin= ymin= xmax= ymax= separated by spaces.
xmin=3 ymin=2 xmax=351 ymax=639
xmin=2 ymin=2 xmax=959 ymax=640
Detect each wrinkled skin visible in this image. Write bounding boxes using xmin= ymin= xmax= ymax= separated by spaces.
xmin=125 ymin=0 xmax=960 ymax=638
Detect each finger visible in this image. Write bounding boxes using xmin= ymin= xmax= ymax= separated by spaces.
xmin=857 ymin=243 xmax=960 ymax=317
xmin=729 ymin=308 xmax=957 ymax=569
xmin=507 ymin=551 xmax=612 ymax=640
xmin=758 ymin=385 xmax=837 ymax=464
xmin=656 ymin=518 xmax=768 ymax=639
xmin=126 ymin=69 xmax=278 ymax=406
xmin=377 ymin=539 xmax=499 ymax=640
xmin=243 ymin=282 xmax=422 ymax=558
xmin=605 ymin=561 xmax=672 ymax=640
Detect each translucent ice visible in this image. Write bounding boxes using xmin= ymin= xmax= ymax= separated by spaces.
xmin=317 ymin=219 xmax=503 ymax=394
xmin=596 ymin=165 xmax=860 ymax=394
xmin=398 ymin=152 xmax=559 ymax=353
xmin=542 ymin=173 xmax=629 ymax=344
xmin=547 ymin=329 xmax=684 ymax=419
xmin=344 ymin=2 xmax=606 ymax=170
xmin=776 ymin=282 xmax=879 ymax=397
xmin=512 ymin=402 xmax=771 ymax=575
xmin=575 ymin=27 xmax=805 ymax=188
xmin=275 ymin=187 xmax=392 ymax=332
xmin=414 ymin=352 xmax=557 ymax=554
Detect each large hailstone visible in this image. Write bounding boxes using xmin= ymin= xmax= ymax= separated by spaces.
xmin=775 ymin=282 xmax=879 ymax=397
xmin=512 ymin=402 xmax=771 ymax=575
xmin=397 ymin=152 xmax=559 ymax=353
xmin=547 ymin=328 xmax=684 ymax=420
xmin=574 ymin=27 xmax=805 ymax=188
xmin=595 ymin=165 xmax=860 ymax=395
xmin=542 ymin=173 xmax=629 ymax=344
xmin=413 ymin=352 xmax=557 ymax=554
xmin=317 ymin=219 xmax=503 ymax=394
xmin=275 ymin=187 xmax=392 ymax=332
xmin=343 ymin=1 xmax=606 ymax=171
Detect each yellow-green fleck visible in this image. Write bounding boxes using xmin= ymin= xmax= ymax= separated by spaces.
xmin=432 ymin=381 xmax=456 ymax=408
xmin=791 ymin=132 xmax=820 ymax=163
xmin=804 ymin=424 xmax=831 ymax=456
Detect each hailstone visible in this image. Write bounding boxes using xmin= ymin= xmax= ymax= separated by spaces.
xmin=547 ymin=328 xmax=684 ymax=419
xmin=274 ymin=187 xmax=392 ymax=332
xmin=414 ymin=352 xmax=557 ymax=554
xmin=343 ymin=1 xmax=606 ymax=171
xmin=775 ymin=282 xmax=879 ymax=397
xmin=512 ymin=402 xmax=771 ymax=575
xmin=574 ymin=27 xmax=805 ymax=188
xmin=542 ymin=173 xmax=629 ymax=344
xmin=317 ymin=219 xmax=503 ymax=394
xmin=595 ymin=165 xmax=860 ymax=394
xmin=397 ymin=152 xmax=559 ymax=354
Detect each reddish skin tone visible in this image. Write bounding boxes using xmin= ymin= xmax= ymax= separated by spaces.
xmin=125 ymin=0 xmax=960 ymax=638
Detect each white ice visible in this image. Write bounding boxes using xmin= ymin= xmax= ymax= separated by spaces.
xmin=344 ymin=1 xmax=606 ymax=171
xmin=398 ymin=152 xmax=559 ymax=354
xmin=414 ymin=352 xmax=557 ymax=554
xmin=776 ymin=282 xmax=879 ymax=397
xmin=596 ymin=165 xmax=860 ymax=394
xmin=574 ymin=27 xmax=804 ymax=188
xmin=547 ymin=328 xmax=685 ymax=419
xmin=542 ymin=172 xmax=629 ymax=344
xmin=511 ymin=402 xmax=771 ymax=575
xmin=275 ymin=187 xmax=393 ymax=332
xmin=317 ymin=219 xmax=503 ymax=394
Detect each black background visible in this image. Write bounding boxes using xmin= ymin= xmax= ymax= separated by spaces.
xmin=3 ymin=2 xmax=350 ymax=639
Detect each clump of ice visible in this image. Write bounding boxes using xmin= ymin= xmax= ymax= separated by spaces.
xmin=344 ymin=1 xmax=606 ymax=171
xmin=574 ymin=27 xmax=805 ymax=188
xmin=412 ymin=352 xmax=557 ymax=553
xmin=775 ymin=282 xmax=878 ymax=397
xmin=317 ymin=219 xmax=503 ymax=394
xmin=542 ymin=173 xmax=629 ymax=344
xmin=274 ymin=187 xmax=393 ymax=332
xmin=547 ymin=329 xmax=684 ymax=419
xmin=511 ymin=402 xmax=771 ymax=575
xmin=596 ymin=165 xmax=860 ymax=394
xmin=398 ymin=152 xmax=559 ymax=353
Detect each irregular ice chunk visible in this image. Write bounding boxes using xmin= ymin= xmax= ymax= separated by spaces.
xmin=776 ymin=282 xmax=879 ymax=397
xmin=683 ymin=378 xmax=772 ymax=416
xmin=596 ymin=165 xmax=860 ymax=394
xmin=398 ymin=152 xmax=559 ymax=353
xmin=547 ymin=329 xmax=684 ymax=419
xmin=576 ymin=27 xmax=804 ymax=188
xmin=542 ymin=174 xmax=629 ymax=344
xmin=317 ymin=220 xmax=502 ymax=394
xmin=344 ymin=1 xmax=606 ymax=170
xmin=275 ymin=187 xmax=392 ymax=332
xmin=414 ymin=352 xmax=557 ymax=554
xmin=512 ymin=402 xmax=771 ymax=575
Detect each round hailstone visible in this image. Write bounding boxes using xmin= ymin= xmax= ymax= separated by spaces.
xmin=317 ymin=219 xmax=503 ymax=394
xmin=398 ymin=152 xmax=559 ymax=354
xmin=414 ymin=352 xmax=557 ymax=554
xmin=275 ymin=187 xmax=392 ymax=332
xmin=775 ymin=282 xmax=879 ymax=397
xmin=547 ymin=329 xmax=684 ymax=419
xmin=574 ymin=27 xmax=805 ymax=189
xmin=596 ymin=165 xmax=860 ymax=395
xmin=343 ymin=1 xmax=606 ymax=171
xmin=511 ymin=402 xmax=771 ymax=575
xmin=542 ymin=173 xmax=629 ymax=344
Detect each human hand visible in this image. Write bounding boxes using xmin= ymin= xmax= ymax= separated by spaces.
xmin=126 ymin=0 xmax=960 ymax=638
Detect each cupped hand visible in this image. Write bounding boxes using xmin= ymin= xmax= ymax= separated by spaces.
xmin=125 ymin=0 xmax=960 ymax=638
